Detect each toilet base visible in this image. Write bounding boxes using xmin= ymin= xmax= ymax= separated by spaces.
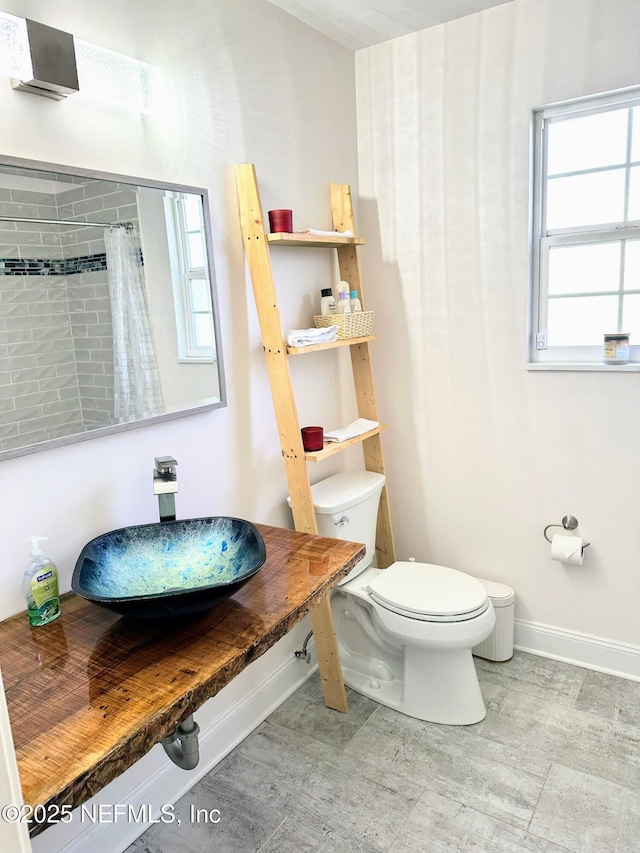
xmin=403 ymin=646 xmax=487 ymax=724
xmin=340 ymin=646 xmax=486 ymax=725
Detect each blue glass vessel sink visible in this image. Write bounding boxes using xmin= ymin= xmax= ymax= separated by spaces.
xmin=72 ymin=517 xmax=267 ymax=619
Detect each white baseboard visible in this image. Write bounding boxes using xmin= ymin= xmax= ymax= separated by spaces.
xmin=514 ymin=619 xmax=640 ymax=682
xmin=31 ymin=622 xmax=317 ymax=853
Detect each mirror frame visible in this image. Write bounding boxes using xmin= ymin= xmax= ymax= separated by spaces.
xmin=0 ymin=155 xmax=227 ymax=461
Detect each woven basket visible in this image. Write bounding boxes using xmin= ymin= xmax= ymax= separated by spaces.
xmin=314 ymin=310 xmax=374 ymax=340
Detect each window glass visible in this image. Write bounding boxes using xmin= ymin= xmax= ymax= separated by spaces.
xmin=623 ymin=240 xmax=640 ymax=290
xmin=621 ymin=294 xmax=640 ymax=339
xmin=193 ymin=314 xmax=213 ymax=348
xmin=626 ymin=165 xmax=640 ymax=221
xmin=547 ymin=109 xmax=628 ymax=175
xmin=546 ymin=169 xmax=625 ymax=229
xmin=187 ymin=233 xmax=205 ymax=268
xmin=184 ymin=195 xmax=202 ymax=231
xmin=190 ymin=279 xmax=211 ymax=312
xmin=632 ymin=106 xmax=640 ymax=162
xmin=548 ymin=242 xmax=620 ymax=295
xmin=547 ymin=295 xmax=618 ymax=346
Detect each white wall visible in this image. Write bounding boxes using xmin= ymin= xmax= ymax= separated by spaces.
xmin=356 ymin=0 xmax=640 ymax=648
xmin=0 ymin=0 xmax=360 ymax=620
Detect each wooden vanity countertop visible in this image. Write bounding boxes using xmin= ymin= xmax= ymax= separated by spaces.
xmin=0 ymin=524 xmax=363 ymax=836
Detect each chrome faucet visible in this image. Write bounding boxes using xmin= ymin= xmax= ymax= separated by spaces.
xmin=153 ymin=456 xmax=178 ymax=522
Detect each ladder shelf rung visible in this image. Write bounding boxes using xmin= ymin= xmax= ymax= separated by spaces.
xmin=267 ymin=233 xmax=365 ymax=248
xmin=304 ymin=424 xmax=388 ymax=462
xmin=287 ymin=335 xmax=376 ymax=355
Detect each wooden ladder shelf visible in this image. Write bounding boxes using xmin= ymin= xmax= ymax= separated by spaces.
xmin=235 ymin=164 xmax=395 ymax=712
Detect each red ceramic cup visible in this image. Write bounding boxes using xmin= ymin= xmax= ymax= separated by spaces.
xmin=301 ymin=426 xmax=323 ymax=452
xmin=268 ymin=209 xmax=293 ymax=233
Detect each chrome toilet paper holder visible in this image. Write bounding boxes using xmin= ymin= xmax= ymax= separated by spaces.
xmin=543 ymin=515 xmax=590 ymax=547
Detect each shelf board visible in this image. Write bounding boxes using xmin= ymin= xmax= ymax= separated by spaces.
xmin=287 ymin=335 xmax=376 ymax=355
xmin=305 ymin=424 xmax=388 ymax=462
xmin=267 ymin=232 xmax=365 ymax=248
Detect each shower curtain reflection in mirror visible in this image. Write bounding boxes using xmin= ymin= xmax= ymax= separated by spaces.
xmin=104 ymin=224 xmax=164 ymax=423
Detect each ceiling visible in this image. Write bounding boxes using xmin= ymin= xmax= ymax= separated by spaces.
xmin=266 ymin=0 xmax=515 ymax=50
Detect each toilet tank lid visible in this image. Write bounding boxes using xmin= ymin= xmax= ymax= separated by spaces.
xmin=303 ymin=470 xmax=386 ymax=514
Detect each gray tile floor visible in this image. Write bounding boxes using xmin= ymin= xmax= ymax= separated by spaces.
xmin=128 ymin=652 xmax=640 ymax=852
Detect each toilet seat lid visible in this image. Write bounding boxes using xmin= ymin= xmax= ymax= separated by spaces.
xmin=367 ymin=562 xmax=489 ymax=622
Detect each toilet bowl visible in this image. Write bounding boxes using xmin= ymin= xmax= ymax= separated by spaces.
xmin=334 ymin=563 xmax=495 ymax=724
xmin=307 ymin=471 xmax=496 ymax=725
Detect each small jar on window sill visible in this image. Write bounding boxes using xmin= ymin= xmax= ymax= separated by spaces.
xmin=603 ymin=333 xmax=630 ymax=364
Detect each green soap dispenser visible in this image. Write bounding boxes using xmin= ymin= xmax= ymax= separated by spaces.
xmin=23 ymin=535 xmax=61 ymax=626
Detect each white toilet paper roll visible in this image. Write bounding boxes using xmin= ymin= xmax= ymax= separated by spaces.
xmin=550 ymin=533 xmax=585 ymax=566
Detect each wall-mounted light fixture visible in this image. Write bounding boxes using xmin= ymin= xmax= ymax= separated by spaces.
xmin=11 ymin=18 xmax=79 ymax=99
xmin=0 ymin=9 xmax=159 ymax=112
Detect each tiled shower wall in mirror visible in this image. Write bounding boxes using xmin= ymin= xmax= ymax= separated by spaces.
xmin=0 ymin=172 xmax=138 ymax=453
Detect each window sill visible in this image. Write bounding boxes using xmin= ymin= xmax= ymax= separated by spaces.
xmin=526 ymin=362 xmax=640 ymax=372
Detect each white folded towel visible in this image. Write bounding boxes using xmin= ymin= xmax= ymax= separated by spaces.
xmin=295 ymin=228 xmax=354 ymax=238
xmin=287 ymin=326 xmax=339 ymax=347
xmin=324 ymin=418 xmax=379 ymax=443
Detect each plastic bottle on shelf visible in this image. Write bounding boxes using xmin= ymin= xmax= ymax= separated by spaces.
xmin=337 ymin=280 xmax=350 ymax=302
xmin=320 ymin=288 xmax=337 ymax=315
xmin=336 ymin=292 xmax=351 ymax=314
xmin=349 ymin=290 xmax=362 ymax=312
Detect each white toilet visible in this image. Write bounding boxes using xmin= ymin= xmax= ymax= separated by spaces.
xmin=309 ymin=471 xmax=496 ymax=725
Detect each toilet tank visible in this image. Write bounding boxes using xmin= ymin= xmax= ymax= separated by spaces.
xmin=309 ymin=471 xmax=385 ymax=582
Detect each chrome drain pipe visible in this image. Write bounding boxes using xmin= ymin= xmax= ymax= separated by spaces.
xmin=161 ymin=715 xmax=200 ymax=770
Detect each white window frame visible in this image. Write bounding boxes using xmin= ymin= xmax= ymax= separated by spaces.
xmin=529 ymin=86 xmax=640 ymax=370
xmin=164 ymin=192 xmax=216 ymax=364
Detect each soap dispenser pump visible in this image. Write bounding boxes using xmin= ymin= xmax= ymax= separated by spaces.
xmin=23 ymin=535 xmax=61 ymax=626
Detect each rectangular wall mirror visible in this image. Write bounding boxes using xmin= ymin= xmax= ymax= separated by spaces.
xmin=0 ymin=156 xmax=226 ymax=461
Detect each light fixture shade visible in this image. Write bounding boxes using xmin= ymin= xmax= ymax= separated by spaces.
xmin=11 ymin=18 xmax=79 ymax=99
xmin=75 ymin=38 xmax=160 ymax=113
xmin=0 ymin=10 xmax=32 ymax=80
